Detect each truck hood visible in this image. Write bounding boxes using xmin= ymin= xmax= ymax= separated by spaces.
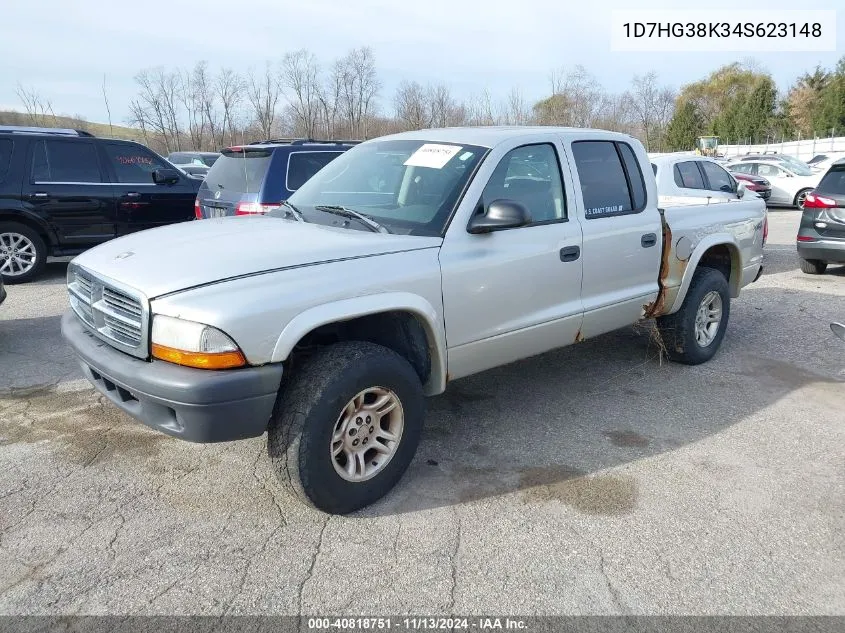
xmin=72 ymin=217 xmax=443 ymax=298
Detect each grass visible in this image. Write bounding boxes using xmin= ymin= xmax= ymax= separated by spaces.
xmin=0 ymin=110 xmax=144 ymax=141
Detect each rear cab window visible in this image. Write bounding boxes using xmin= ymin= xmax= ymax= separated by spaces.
xmin=571 ymin=140 xmax=646 ymax=218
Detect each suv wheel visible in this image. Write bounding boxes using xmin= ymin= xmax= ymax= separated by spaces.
xmin=798 ymin=258 xmax=827 ymax=275
xmin=657 ymin=268 xmax=731 ymax=365
xmin=268 ymin=341 xmax=425 ymax=514
xmin=0 ymin=223 xmax=47 ymax=284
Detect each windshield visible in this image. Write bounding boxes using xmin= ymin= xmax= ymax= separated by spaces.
xmin=279 ymin=139 xmax=488 ymax=236
xmin=778 ymin=156 xmax=813 ymax=175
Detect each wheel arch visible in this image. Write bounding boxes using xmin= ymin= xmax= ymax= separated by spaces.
xmin=667 ymin=235 xmax=742 ymax=315
xmin=271 ymin=292 xmax=447 ymax=396
xmin=0 ymin=210 xmax=56 ymax=247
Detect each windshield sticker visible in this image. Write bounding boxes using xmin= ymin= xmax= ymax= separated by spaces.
xmin=458 ymin=151 xmax=474 ymax=161
xmin=404 ymin=144 xmax=463 ymax=169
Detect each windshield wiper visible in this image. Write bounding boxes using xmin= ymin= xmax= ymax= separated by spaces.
xmin=314 ymin=205 xmax=390 ymax=234
xmin=282 ymin=200 xmax=306 ymax=223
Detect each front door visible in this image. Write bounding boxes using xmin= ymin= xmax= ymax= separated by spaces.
xmin=439 ymin=142 xmax=584 ymax=380
xmin=21 ymin=138 xmax=116 ymax=247
xmin=100 ymin=142 xmax=197 ymax=233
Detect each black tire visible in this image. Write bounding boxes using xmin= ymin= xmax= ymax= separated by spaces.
xmin=267 ymin=341 xmax=425 ymax=514
xmin=656 ymin=267 xmax=731 ymax=365
xmin=794 ymin=188 xmax=813 ymax=210
xmin=798 ymin=258 xmax=827 ymax=275
xmin=0 ymin=222 xmax=47 ymax=284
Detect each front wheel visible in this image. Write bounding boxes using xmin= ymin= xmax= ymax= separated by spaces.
xmin=0 ymin=222 xmax=47 ymax=284
xmin=268 ymin=341 xmax=425 ymax=514
xmin=656 ymin=268 xmax=731 ymax=365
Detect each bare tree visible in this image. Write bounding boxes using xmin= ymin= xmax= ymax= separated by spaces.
xmin=16 ymin=84 xmax=56 ymax=126
xmin=246 ymin=61 xmax=282 ymax=141
xmin=504 ymin=87 xmax=529 ymax=125
xmin=428 ymin=83 xmax=458 ymax=128
xmin=132 ymin=68 xmax=179 ymax=151
xmin=179 ymin=64 xmax=205 ymax=150
xmin=216 ymin=67 xmax=245 ymax=146
xmin=282 ymin=50 xmax=321 ymax=138
xmin=627 ymin=72 xmax=675 ymax=151
xmin=316 ymin=59 xmax=343 ymax=139
xmin=102 ymin=75 xmax=114 ymax=136
xmin=394 ymin=80 xmax=430 ymax=130
xmin=337 ymin=47 xmax=380 ymax=138
xmin=193 ymin=62 xmax=220 ymax=150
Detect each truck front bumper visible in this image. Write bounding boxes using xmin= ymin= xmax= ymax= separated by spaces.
xmin=61 ymin=310 xmax=283 ymax=443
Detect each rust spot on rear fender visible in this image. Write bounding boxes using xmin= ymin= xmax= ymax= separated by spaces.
xmin=644 ymin=219 xmax=672 ymax=318
xmin=574 ymin=329 xmax=584 ymax=343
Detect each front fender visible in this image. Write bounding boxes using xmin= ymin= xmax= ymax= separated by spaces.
xmin=666 ymin=233 xmax=742 ymax=315
xmin=271 ymin=292 xmax=448 ymax=395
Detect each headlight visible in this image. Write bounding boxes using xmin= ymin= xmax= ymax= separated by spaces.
xmin=151 ymin=315 xmax=246 ymax=369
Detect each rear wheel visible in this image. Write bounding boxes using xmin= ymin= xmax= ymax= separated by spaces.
xmin=267 ymin=341 xmax=425 ymax=514
xmin=794 ymin=188 xmax=813 ymax=210
xmin=656 ymin=268 xmax=731 ymax=365
xmin=798 ymin=258 xmax=827 ymax=275
xmin=0 ymin=222 xmax=47 ymax=284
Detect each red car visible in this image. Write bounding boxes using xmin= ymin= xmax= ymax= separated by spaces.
xmin=730 ymin=171 xmax=772 ymax=201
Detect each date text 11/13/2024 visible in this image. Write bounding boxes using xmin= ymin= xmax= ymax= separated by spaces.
xmin=308 ymin=617 xmax=528 ymax=630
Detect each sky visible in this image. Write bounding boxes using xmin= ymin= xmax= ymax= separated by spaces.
xmin=1 ymin=0 xmax=842 ymax=125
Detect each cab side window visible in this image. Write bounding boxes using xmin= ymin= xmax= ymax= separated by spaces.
xmin=756 ymin=163 xmax=783 ymax=179
xmin=479 ymin=144 xmax=566 ymax=224
xmin=103 ymin=143 xmax=170 ymax=184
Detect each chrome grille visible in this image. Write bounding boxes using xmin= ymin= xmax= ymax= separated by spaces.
xmin=67 ymin=266 xmax=148 ymax=358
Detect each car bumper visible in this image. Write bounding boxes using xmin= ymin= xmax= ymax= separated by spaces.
xmin=797 ymin=241 xmax=845 ymax=263
xmin=61 ymin=310 xmax=283 ymax=443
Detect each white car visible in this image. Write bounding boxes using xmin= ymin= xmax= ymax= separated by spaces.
xmin=727 ymin=159 xmax=822 ymax=209
xmin=807 ymin=152 xmax=845 ymax=174
xmin=651 ymin=154 xmax=753 ymax=206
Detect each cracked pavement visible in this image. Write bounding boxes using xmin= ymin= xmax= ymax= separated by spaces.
xmin=0 ymin=210 xmax=843 ymax=615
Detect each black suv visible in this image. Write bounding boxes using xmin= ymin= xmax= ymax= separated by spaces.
xmin=195 ymin=138 xmax=358 ymax=219
xmin=0 ymin=126 xmax=200 ymax=283
xmin=797 ymin=159 xmax=845 ymax=275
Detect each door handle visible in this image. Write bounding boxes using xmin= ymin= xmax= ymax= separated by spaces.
xmin=30 ymin=192 xmax=48 ymax=199
xmin=641 ymin=233 xmax=657 ymax=248
xmin=559 ymin=245 xmax=580 ymax=262
xmin=124 ymin=192 xmax=141 ymax=198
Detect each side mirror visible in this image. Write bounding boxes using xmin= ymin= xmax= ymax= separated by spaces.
xmin=467 ymin=199 xmax=532 ymax=234
xmin=735 ymin=181 xmax=747 ymax=198
xmin=152 ymin=168 xmax=180 ymax=185
xmin=831 ymin=322 xmax=845 ymax=341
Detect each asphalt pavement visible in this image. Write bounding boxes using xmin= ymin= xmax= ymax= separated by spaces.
xmin=0 ymin=209 xmax=843 ymax=616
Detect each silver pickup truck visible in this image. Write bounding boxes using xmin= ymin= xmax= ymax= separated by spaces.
xmin=61 ymin=127 xmax=766 ymax=514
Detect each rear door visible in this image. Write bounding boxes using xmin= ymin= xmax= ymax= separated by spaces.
xmin=568 ymin=138 xmax=663 ymax=338
xmin=196 ymin=146 xmax=274 ymax=218
xmin=100 ymin=142 xmax=197 ymax=233
xmin=21 ymin=137 xmax=116 ymax=247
